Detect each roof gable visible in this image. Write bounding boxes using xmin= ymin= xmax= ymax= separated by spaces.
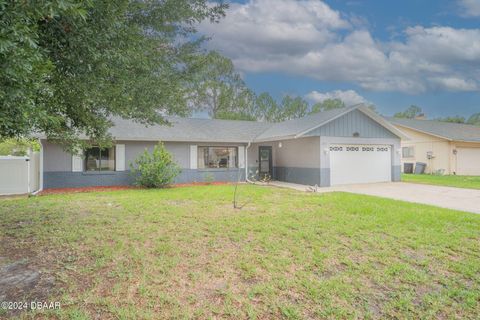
xmin=253 ymin=105 xmax=359 ymax=141
xmin=304 ymin=109 xmax=398 ymax=139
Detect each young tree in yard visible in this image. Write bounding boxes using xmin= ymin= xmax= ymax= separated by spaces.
xmin=310 ymin=98 xmax=345 ymax=114
xmin=130 ymin=143 xmax=181 ymax=188
xmin=394 ymin=105 xmax=423 ymax=119
xmin=0 ymin=0 xmax=227 ymax=151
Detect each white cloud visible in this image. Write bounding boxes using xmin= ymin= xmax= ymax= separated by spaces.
xmin=200 ymin=0 xmax=349 ymax=57
xmin=458 ymin=0 xmax=480 ymax=17
xmin=199 ymin=0 xmax=480 ymax=93
xmin=428 ymin=76 xmax=479 ymax=91
xmin=305 ymin=90 xmax=369 ymax=106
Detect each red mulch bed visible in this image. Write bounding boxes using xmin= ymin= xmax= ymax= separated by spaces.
xmin=39 ymin=186 xmax=139 ymax=195
xmin=39 ymin=182 xmax=233 ymax=195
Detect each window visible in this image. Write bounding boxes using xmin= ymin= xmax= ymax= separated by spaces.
xmin=402 ymin=146 xmax=415 ymax=158
xmin=198 ymin=147 xmax=237 ymax=169
xmin=85 ymin=147 xmax=115 ymax=171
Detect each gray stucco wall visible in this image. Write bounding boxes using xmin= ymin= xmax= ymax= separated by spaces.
xmin=306 ymin=109 xmax=397 ymax=139
xmin=43 ymin=141 xmax=72 ymax=172
xmin=42 ymin=140 xmax=247 ymax=189
xmin=248 ymin=137 xmax=321 ymax=185
xmin=43 ymin=169 xmax=245 ymax=189
xmin=42 ymin=140 xmax=245 ymax=172
xmin=123 ymin=141 xmax=191 ymax=169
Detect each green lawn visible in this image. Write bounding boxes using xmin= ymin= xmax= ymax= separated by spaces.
xmin=402 ymin=173 xmax=480 ymax=189
xmin=1 ymin=185 xmax=479 ymax=319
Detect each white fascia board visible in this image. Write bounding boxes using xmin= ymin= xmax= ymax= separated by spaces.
xmin=392 ymin=123 xmax=452 ymax=141
xmin=252 ymin=135 xmax=297 ymax=143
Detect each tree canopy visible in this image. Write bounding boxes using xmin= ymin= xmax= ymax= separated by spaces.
xmin=393 ymin=105 xmax=423 ymax=119
xmin=191 ymin=51 xmax=251 ymax=118
xmin=310 ymin=99 xmax=345 ymax=114
xmin=435 ymin=116 xmax=466 ymax=123
xmin=0 ymin=0 xmax=226 ymax=150
xmin=434 ymin=113 xmax=480 ymax=126
xmin=467 ymin=113 xmax=480 ymax=126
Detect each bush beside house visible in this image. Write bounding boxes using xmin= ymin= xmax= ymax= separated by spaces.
xmin=130 ymin=143 xmax=181 ymax=188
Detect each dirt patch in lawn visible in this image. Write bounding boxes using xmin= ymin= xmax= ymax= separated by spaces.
xmin=0 ymin=256 xmax=58 ymax=317
xmin=0 ymin=231 xmax=73 ymax=317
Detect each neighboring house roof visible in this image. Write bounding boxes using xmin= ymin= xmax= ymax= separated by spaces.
xmin=387 ymin=117 xmax=480 ymax=143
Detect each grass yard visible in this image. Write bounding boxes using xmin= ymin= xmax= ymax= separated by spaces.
xmin=402 ymin=173 xmax=480 ymax=190
xmin=1 ymin=185 xmax=479 ymax=319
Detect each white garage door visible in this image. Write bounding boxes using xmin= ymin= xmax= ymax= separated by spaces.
xmin=457 ymin=148 xmax=480 ymax=175
xmin=330 ymin=144 xmax=392 ymax=186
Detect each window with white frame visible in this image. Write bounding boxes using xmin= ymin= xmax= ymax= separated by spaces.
xmin=85 ymin=146 xmax=116 ymax=171
xmin=402 ymin=146 xmax=415 ymax=158
xmin=197 ymin=147 xmax=238 ymax=169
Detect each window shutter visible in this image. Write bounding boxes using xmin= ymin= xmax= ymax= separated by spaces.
xmin=238 ymin=146 xmax=245 ymax=168
xmin=72 ymin=151 xmax=83 ymax=172
xmin=190 ymin=145 xmax=197 ymax=169
xmin=115 ymin=144 xmax=125 ymax=171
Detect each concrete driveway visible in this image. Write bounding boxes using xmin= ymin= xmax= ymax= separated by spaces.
xmin=270 ymin=181 xmax=480 ymax=214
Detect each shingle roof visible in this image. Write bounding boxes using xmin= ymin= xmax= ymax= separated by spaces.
xmin=97 ymin=104 xmax=403 ymax=142
xmin=110 ymin=117 xmax=271 ymax=143
xmin=387 ymin=117 xmax=480 ymax=142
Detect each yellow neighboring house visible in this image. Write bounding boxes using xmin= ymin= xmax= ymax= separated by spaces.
xmin=388 ymin=117 xmax=480 ymax=175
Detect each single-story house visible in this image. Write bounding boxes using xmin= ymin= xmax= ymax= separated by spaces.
xmin=388 ymin=117 xmax=480 ymax=175
xmin=38 ymin=104 xmax=406 ymax=190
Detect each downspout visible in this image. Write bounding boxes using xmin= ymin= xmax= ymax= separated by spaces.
xmin=31 ymin=139 xmax=43 ymax=195
xmin=245 ymin=142 xmax=255 ymax=184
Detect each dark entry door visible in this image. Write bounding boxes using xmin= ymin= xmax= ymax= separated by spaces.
xmin=258 ymin=146 xmax=272 ymax=179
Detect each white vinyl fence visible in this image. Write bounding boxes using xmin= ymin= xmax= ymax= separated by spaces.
xmin=0 ymin=152 xmax=40 ymax=195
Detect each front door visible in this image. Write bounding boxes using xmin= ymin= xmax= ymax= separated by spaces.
xmin=258 ymin=146 xmax=272 ymax=179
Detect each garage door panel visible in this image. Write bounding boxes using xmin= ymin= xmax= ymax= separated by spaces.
xmin=457 ymin=148 xmax=480 ymax=175
xmin=330 ymin=144 xmax=392 ymax=186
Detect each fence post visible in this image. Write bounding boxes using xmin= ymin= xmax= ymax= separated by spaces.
xmin=26 ymin=153 xmax=31 ymax=194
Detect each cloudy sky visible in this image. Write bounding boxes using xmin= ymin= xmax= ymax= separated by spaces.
xmin=198 ymin=0 xmax=480 ymax=117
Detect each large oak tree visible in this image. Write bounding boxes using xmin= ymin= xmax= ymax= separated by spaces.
xmin=0 ymin=0 xmax=226 ymax=150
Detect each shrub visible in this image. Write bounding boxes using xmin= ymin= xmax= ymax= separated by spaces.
xmin=130 ymin=143 xmax=181 ymax=188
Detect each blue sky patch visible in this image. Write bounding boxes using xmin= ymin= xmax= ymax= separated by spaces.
xmin=198 ymin=0 xmax=480 ymax=117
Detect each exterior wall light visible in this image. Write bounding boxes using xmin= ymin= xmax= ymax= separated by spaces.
xmin=278 ymin=142 xmax=282 ymax=148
